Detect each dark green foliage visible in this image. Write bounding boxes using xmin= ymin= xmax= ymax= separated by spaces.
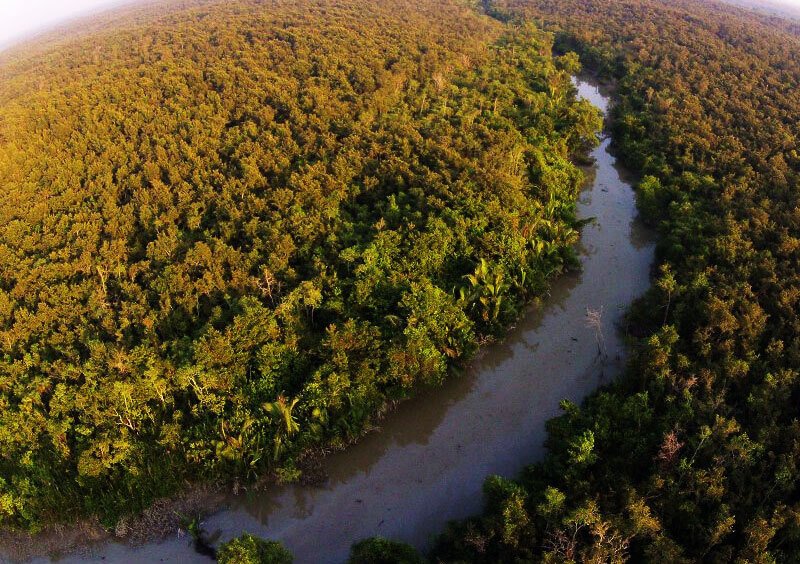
xmin=434 ymin=0 xmax=800 ymax=562
xmin=217 ymin=533 xmax=292 ymax=564
xmin=0 ymin=0 xmax=599 ymax=530
xmin=348 ymin=537 xmax=424 ymax=564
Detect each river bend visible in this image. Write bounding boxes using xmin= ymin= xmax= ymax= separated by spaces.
xmin=41 ymin=77 xmax=655 ymax=564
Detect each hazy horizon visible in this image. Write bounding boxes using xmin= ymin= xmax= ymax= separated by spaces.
xmin=0 ymin=0 xmax=799 ymax=52
xmin=0 ymin=0 xmax=130 ymax=50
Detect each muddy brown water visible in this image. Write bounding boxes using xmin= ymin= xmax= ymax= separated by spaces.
xmin=26 ymin=78 xmax=655 ymax=564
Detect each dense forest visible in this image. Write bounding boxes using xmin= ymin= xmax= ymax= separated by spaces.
xmin=431 ymin=0 xmax=800 ymax=561
xmin=0 ymin=0 xmax=601 ymax=531
xmin=4 ymin=0 xmax=799 ymax=560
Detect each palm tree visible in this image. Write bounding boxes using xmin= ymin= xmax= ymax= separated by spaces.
xmin=263 ymin=395 xmax=301 ymax=460
xmin=463 ymin=258 xmax=507 ymax=321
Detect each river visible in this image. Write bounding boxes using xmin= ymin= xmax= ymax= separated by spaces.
xmin=35 ymin=77 xmax=655 ymax=564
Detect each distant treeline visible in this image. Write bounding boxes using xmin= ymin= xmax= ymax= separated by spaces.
xmin=0 ymin=0 xmax=600 ymax=529
xmin=432 ymin=0 xmax=800 ymax=561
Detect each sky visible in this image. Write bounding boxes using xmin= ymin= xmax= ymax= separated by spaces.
xmin=1 ymin=0 xmax=800 ymax=49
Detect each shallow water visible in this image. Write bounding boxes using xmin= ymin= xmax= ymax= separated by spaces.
xmin=38 ymin=77 xmax=655 ymax=564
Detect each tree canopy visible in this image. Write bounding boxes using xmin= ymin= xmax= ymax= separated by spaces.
xmin=217 ymin=533 xmax=293 ymax=564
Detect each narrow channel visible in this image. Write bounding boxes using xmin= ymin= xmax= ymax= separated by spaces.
xmin=48 ymin=77 xmax=655 ymax=564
